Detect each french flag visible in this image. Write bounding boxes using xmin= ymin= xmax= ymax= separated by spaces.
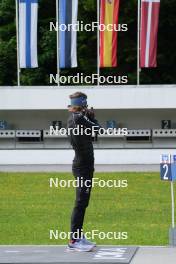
xmin=140 ymin=0 xmax=160 ymax=68
xmin=59 ymin=0 xmax=78 ymax=68
xmin=18 ymin=0 xmax=38 ymax=68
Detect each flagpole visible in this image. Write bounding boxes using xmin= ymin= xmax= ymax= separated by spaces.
xmin=15 ymin=0 xmax=20 ymax=86
xmin=97 ymin=0 xmax=100 ymax=87
xmin=171 ymin=181 xmax=175 ymax=229
xmin=56 ymin=0 xmax=60 ymax=86
xmin=137 ymin=0 xmax=141 ymax=86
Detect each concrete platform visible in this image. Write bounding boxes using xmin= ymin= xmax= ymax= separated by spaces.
xmin=0 ymin=246 xmax=137 ymax=264
xmin=0 ymin=246 xmax=176 ymax=264
xmin=130 ymin=246 xmax=176 ymax=264
xmin=0 ymin=164 xmax=159 ymax=172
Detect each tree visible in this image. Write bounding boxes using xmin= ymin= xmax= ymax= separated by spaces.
xmin=0 ymin=0 xmax=176 ymax=86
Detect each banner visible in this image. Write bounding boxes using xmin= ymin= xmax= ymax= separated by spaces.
xmin=100 ymin=0 xmax=120 ymax=68
xmin=18 ymin=0 xmax=38 ymax=68
xmin=140 ymin=0 xmax=160 ymax=68
xmin=59 ymin=0 xmax=78 ymax=68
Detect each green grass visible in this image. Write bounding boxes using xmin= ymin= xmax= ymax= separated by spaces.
xmin=0 ymin=172 xmax=175 ymax=245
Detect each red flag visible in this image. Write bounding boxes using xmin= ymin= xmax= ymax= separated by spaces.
xmin=140 ymin=0 xmax=160 ymax=68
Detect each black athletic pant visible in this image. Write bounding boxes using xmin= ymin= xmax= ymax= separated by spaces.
xmin=71 ymin=166 xmax=94 ymax=240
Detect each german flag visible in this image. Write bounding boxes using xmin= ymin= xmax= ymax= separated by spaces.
xmin=100 ymin=0 xmax=120 ymax=68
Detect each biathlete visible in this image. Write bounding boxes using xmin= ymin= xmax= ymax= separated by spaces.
xmin=67 ymin=92 xmax=101 ymax=252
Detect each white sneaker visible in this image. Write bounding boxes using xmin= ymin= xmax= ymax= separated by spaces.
xmin=67 ymin=239 xmax=95 ymax=252
xmin=82 ymin=236 xmax=96 ymax=246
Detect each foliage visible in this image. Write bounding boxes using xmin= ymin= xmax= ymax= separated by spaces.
xmin=0 ymin=0 xmax=176 ymax=86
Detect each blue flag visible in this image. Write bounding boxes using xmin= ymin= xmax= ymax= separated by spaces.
xmin=59 ymin=0 xmax=78 ymax=68
xmin=18 ymin=0 xmax=38 ymax=68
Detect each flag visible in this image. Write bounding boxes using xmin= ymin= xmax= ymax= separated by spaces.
xmin=140 ymin=0 xmax=160 ymax=68
xmin=59 ymin=0 xmax=78 ymax=68
xmin=100 ymin=0 xmax=120 ymax=68
xmin=18 ymin=0 xmax=38 ymax=68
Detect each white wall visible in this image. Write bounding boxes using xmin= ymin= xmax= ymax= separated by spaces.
xmin=0 ymin=85 xmax=176 ymax=110
xmin=0 ymin=149 xmax=175 ymax=165
xmin=0 ymin=85 xmax=176 ymax=166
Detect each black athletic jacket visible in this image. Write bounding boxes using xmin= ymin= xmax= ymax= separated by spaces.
xmin=67 ymin=112 xmax=101 ymax=169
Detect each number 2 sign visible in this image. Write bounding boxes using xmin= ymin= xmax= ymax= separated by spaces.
xmin=160 ymin=154 xmax=172 ymax=181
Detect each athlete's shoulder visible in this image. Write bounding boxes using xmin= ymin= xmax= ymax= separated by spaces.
xmin=73 ymin=111 xmax=83 ymax=116
xmin=72 ymin=111 xmax=84 ymax=121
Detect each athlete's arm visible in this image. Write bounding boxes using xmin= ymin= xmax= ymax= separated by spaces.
xmin=73 ymin=112 xmax=101 ymax=129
